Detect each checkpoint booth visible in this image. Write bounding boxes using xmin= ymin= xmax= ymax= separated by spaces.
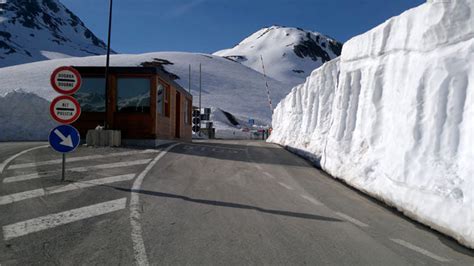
xmin=72 ymin=66 xmax=193 ymax=144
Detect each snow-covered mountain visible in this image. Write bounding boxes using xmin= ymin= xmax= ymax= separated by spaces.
xmin=0 ymin=52 xmax=289 ymax=140
xmin=0 ymin=0 xmax=109 ymax=68
xmin=269 ymin=0 xmax=473 ymax=248
xmin=214 ymin=26 xmax=342 ymax=86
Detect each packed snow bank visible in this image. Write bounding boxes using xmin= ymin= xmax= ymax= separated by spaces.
xmin=0 ymin=52 xmax=288 ymax=140
xmin=269 ymin=0 xmax=474 ymax=248
xmin=0 ymin=90 xmax=56 ymax=141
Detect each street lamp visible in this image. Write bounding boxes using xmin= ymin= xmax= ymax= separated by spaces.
xmin=104 ymin=0 xmax=113 ymax=129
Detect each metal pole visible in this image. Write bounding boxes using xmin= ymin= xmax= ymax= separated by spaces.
xmin=260 ymin=55 xmax=273 ymax=115
xmin=188 ymin=64 xmax=191 ymax=94
xmin=61 ymin=153 xmax=66 ymax=181
xmin=199 ymin=63 xmax=202 ymax=136
xmin=104 ymin=0 xmax=113 ymax=129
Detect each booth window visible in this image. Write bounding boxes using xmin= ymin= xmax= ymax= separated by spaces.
xmin=75 ymin=77 xmax=105 ymax=112
xmin=157 ymin=83 xmax=164 ymax=115
xmin=164 ymin=85 xmax=170 ymax=117
xmin=116 ymin=78 xmax=151 ymax=113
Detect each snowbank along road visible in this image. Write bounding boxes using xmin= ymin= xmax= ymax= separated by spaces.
xmin=0 ymin=141 xmax=473 ymax=265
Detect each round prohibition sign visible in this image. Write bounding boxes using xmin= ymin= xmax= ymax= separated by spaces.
xmin=50 ymin=95 xmax=82 ymax=124
xmin=50 ymin=66 xmax=82 ymax=95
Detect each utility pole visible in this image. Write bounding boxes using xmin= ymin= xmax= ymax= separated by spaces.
xmin=199 ymin=63 xmax=202 ymax=136
xmin=104 ymin=0 xmax=113 ymax=129
xmin=188 ymin=64 xmax=191 ymax=94
xmin=260 ymin=55 xmax=273 ymax=115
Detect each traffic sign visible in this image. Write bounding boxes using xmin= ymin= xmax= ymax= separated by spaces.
xmin=49 ymin=125 xmax=80 ymax=153
xmin=50 ymin=66 xmax=82 ymax=95
xmin=50 ymin=95 xmax=81 ymax=124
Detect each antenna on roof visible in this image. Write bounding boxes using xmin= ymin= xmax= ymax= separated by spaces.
xmin=188 ymin=64 xmax=191 ymax=94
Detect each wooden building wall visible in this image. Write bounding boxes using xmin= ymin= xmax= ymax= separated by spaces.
xmin=156 ymin=77 xmax=192 ymax=141
xmin=73 ymin=68 xmax=192 ymax=142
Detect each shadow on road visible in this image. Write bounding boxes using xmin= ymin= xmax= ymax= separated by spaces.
xmin=115 ymin=187 xmax=342 ymax=223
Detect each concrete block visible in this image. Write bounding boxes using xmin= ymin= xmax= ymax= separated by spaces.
xmin=86 ymin=130 xmax=121 ymax=147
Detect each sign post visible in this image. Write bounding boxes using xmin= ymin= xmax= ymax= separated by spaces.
xmin=49 ymin=66 xmax=82 ymax=181
xmin=48 ymin=125 xmax=81 ymax=180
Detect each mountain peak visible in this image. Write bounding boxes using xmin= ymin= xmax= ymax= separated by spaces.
xmin=0 ymin=0 xmax=110 ymax=68
xmin=214 ymin=26 xmax=342 ymax=85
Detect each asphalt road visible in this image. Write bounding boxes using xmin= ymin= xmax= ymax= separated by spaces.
xmin=0 ymin=142 xmax=47 ymax=164
xmin=0 ymin=140 xmax=473 ymax=265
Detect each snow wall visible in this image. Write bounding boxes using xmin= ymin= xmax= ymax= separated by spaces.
xmin=268 ymin=0 xmax=473 ymax=248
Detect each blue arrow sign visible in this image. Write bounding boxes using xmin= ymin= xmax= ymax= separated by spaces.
xmin=49 ymin=125 xmax=80 ymax=153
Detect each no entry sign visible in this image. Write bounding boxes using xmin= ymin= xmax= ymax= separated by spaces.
xmin=50 ymin=95 xmax=81 ymax=124
xmin=50 ymin=66 xmax=82 ymax=95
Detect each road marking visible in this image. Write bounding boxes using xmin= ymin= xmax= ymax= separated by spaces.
xmin=262 ymin=171 xmax=274 ymax=179
xmin=0 ymin=145 xmax=48 ymax=174
xmin=0 ymin=189 xmax=45 ymax=205
xmin=3 ymin=172 xmax=50 ymax=183
xmin=3 ymin=159 xmax=151 ymax=183
xmin=0 ymin=174 xmax=135 ymax=206
xmin=69 ymin=159 xmax=151 ymax=172
xmin=183 ymin=143 xmax=245 ymax=152
xmin=334 ymin=212 xmax=369 ymax=227
xmin=390 ymin=238 xmax=451 ymax=263
xmin=278 ymin=182 xmax=294 ymax=190
xmin=8 ymin=150 xmax=158 ymax=170
xmin=255 ymin=164 xmax=263 ymax=170
xmin=300 ymin=194 xmax=324 ymax=206
xmin=130 ymin=143 xmax=179 ymax=266
xmin=3 ymin=198 xmax=126 ymax=240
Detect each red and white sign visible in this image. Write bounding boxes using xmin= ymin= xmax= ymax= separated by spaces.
xmin=50 ymin=66 xmax=82 ymax=95
xmin=50 ymin=95 xmax=81 ymax=124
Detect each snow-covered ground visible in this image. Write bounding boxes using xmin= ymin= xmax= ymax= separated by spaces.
xmin=269 ymin=0 xmax=473 ymax=248
xmin=0 ymin=52 xmax=287 ymax=140
xmin=214 ymin=26 xmax=341 ymax=86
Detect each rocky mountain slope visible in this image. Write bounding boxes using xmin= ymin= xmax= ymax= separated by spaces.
xmin=0 ymin=0 xmax=109 ymax=68
xmin=214 ymin=26 xmax=342 ymax=86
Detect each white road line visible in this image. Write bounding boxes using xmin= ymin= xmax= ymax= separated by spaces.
xmin=3 ymin=159 xmax=150 ymax=183
xmin=0 ymin=189 xmax=45 ymax=205
xmin=3 ymin=172 xmax=50 ymax=183
xmin=390 ymin=238 xmax=451 ymax=263
xmin=262 ymin=171 xmax=274 ymax=179
xmin=130 ymin=143 xmax=179 ymax=266
xmin=0 ymin=174 xmax=135 ymax=206
xmin=0 ymin=145 xmax=48 ymax=174
xmin=69 ymin=159 xmax=151 ymax=172
xmin=334 ymin=212 xmax=369 ymax=227
xmin=3 ymin=198 xmax=126 ymax=240
xmin=278 ymin=182 xmax=294 ymax=190
xmin=8 ymin=150 xmax=158 ymax=170
xmin=300 ymin=194 xmax=324 ymax=206
xmin=183 ymin=143 xmax=245 ymax=151
xmin=50 ymin=174 xmax=135 ymax=194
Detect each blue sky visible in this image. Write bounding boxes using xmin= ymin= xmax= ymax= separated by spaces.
xmin=62 ymin=0 xmax=425 ymax=54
